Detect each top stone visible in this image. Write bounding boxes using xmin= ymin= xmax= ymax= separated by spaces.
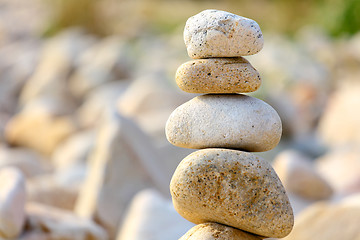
xmin=184 ymin=10 xmax=264 ymax=59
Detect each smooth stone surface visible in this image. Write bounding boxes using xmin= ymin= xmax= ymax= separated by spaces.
xmin=0 ymin=167 xmax=26 ymax=239
xmin=273 ymin=150 xmax=333 ymax=200
xmin=170 ymin=149 xmax=294 ymax=238
xmin=165 ymin=94 xmax=282 ymax=152
xmin=184 ymin=9 xmax=263 ymax=58
xmin=117 ymin=189 xmax=194 ymax=240
xmin=176 ymin=57 xmax=261 ymax=93
xmin=179 ymin=223 xmax=263 ymax=240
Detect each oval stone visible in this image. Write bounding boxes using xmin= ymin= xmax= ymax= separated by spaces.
xmin=170 ymin=149 xmax=294 ymax=238
xmin=165 ymin=94 xmax=282 ymax=152
xmin=176 ymin=57 xmax=261 ymax=94
xmin=184 ymin=9 xmax=264 ymax=58
xmin=179 ymin=223 xmax=262 ymax=240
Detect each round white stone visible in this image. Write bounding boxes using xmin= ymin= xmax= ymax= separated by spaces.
xmin=165 ymin=94 xmax=282 ymax=152
xmin=184 ymin=9 xmax=264 ymax=58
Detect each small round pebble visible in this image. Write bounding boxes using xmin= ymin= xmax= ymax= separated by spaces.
xmin=165 ymin=94 xmax=282 ymax=152
xmin=179 ymin=223 xmax=263 ymax=240
xmin=184 ymin=9 xmax=264 ymax=58
xmin=170 ymin=149 xmax=294 ymax=238
xmin=176 ymin=57 xmax=261 ymax=93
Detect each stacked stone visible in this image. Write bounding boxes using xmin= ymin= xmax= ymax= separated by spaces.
xmin=165 ymin=10 xmax=294 ymax=240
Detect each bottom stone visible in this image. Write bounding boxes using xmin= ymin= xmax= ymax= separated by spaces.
xmin=170 ymin=148 xmax=294 ymax=238
xmin=179 ymin=223 xmax=263 ymax=240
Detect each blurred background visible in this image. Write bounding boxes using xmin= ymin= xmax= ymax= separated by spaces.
xmin=0 ymin=0 xmax=360 ymax=239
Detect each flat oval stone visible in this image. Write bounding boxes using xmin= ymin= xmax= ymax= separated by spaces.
xmin=170 ymin=149 xmax=294 ymax=238
xmin=179 ymin=223 xmax=262 ymax=240
xmin=165 ymin=94 xmax=282 ymax=152
xmin=176 ymin=57 xmax=261 ymax=94
xmin=184 ymin=10 xmax=264 ymax=58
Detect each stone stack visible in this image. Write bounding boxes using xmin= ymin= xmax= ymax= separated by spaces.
xmin=165 ymin=10 xmax=294 ymax=239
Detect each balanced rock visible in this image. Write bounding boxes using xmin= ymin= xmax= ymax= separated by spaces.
xmin=0 ymin=167 xmax=26 ymax=239
xmin=170 ymin=149 xmax=294 ymax=238
xmin=165 ymin=94 xmax=282 ymax=152
xmin=176 ymin=57 xmax=261 ymax=93
xmin=179 ymin=223 xmax=262 ymax=240
xmin=184 ymin=9 xmax=264 ymax=58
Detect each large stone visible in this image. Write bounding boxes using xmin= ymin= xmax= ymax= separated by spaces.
xmin=283 ymin=195 xmax=360 ymax=240
xmin=25 ymin=202 xmax=107 ymax=240
xmin=117 ymin=189 xmax=194 ymax=240
xmin=170 ymin=149 xmax=294 ymax=238
xmin=75 ymin=112 xmax=169 ymax=239
xmin=273 ymin=150 xmax=333 ymax=200
xmin=184 ymin=10 xmax=263 ymax=58
xmin=176 ymin=57 xmax=261 ymax=94
xmin=0 ymin=167 xmax=26 ymax=239
xmin=179 ymin=223 xmax=263 ymax=240
xmin=165 ymin=94 xmax=282 ymax=152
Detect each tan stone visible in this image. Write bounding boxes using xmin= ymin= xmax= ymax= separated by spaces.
xmin=273 ymin=150 xmax=333 ymax=200
xmin=165 ymin=94 xmax=282 ymax=152
xmin=170 ymin=149 xmax=294 ymax=238
xmin=176 ymin=57 xmax=261 ymax=94
xmin=179 ymin=223 xmax=263 ymax=240
xmin=0 ymin=167 xmax=26 ymax=239
xmin=5 ymin=106 xmax=77 ymax=156
xmin=184 ymin=10 xmax=263 ymax=58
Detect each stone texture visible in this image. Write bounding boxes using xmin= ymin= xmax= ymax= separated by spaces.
xmin=176 ymin=57 xmax=261 ymax=93
xmin=179 ymin=223 xmax=263 ymax=240
xmin=283 ymin=197 xmax=360 ymax=240
xmin=273 ymin=150 xmax=333 ymax=200
xmin=116 ymin=189 xmax=194 ymax=240
xmin=170 ymin=149 xmax=294 ymax=238
xmin=184 ymin=9 xmax=263 ymax=58
xmin=165 ymin=94 xmax=282 ymax=152
xmin=75 ymin=112 xmax=169 ymax=239
xmin=25 ymin=202 xmax=107 ymax=240
xmin=0 ymin=167 xmax=26 ymax=239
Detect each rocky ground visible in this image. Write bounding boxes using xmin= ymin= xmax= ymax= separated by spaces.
xmin=1 ymin=1 xmax=360 ymax=240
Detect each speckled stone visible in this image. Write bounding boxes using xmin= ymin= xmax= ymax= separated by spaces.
xmin=170 ymin=149 xmax=294 ymax=238
xmin=179 ymin=223 xmax=263 ymax=240
xmin=176 ymin=57 xmax=261 ymax=94
xmin=165 ymin=94 xmax=282 ymax=152
xmin=184 ymin=10 xmax=264 ymax=58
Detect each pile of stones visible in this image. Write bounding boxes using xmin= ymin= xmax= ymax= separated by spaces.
xmin=165 ymin=10 xmax=294 ymax=239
